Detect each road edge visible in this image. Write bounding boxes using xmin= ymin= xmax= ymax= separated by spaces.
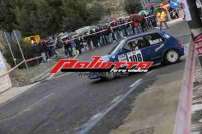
xmin=173 ymin=41 xmax=196 ymax=134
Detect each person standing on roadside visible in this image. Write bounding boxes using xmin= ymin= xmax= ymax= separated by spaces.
xmin=74 ymin=37 xmax=82 ymax=54
xmin=131 ymin=18 xmax=140 ymax=34
xmin=150 ymin=6 xmax=154 ymax=15
xmin=64 ymin=37 xmax=73 ymax=57
xmin=40 ymin=40 xmax=49 ymax=62
xmin=140 ymin=15 xmax=147 ymax=32
xmin=156 ymin=8 xmax=169 ymax=30
xmin=179 ymin=3 xmax=185 ymax=19
xmin=110 ymin=19 xmax=120 ymax=40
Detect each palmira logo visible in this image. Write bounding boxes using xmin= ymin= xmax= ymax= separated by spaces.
xmin=50 ymin=56 xmax=153 ymax=75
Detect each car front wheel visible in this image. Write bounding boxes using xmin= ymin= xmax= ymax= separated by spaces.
xmin=164 ymin=50 xmax=179 ymax=64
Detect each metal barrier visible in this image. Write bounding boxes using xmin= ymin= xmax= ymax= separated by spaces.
xmin=194 ymin=34 xmax=202 ymax=56
xmin=0 ymin=56 xmax=42 ymax=78
xmin=68 ymin=15 xmax=156 ymax=41
xmin=173 ymin=40 xmax=196 ymax=134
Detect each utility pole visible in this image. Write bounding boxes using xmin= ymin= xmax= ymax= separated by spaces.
xmin=13 ymin=31 xmax=29 ymax=71
xmin=186 ymin=0 xmax=202 ymax=66
xmin=3 ymin=32 xmax=16 ymax=65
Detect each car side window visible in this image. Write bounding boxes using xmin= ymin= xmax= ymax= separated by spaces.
xmin=145 ymin=33 xmax=164 ymax=45
xmin=124 ymin=37 xmax=149 ymax=51
xmin=126 ymin=39 xmax=139 ymax=51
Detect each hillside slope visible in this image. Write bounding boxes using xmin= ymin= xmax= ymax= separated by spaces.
xmin=98 ymin=0 xmax=126 ymax=17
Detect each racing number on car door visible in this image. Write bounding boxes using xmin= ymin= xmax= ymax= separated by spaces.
xmin=118 ymin=37 xmax=144 ymax=62
xmin=127 ymin=50 xmax=143 ymax=62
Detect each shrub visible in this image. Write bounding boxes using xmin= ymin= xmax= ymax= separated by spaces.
xmin=124 ymin=0 xmax=143 ymax=14
xmin=3 ymin=40 xmax=41 ymax=68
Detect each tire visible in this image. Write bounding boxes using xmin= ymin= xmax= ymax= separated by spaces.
xmin=164 ymin=50 xmax=179 ymax=64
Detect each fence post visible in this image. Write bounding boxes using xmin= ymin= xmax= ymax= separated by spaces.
xmin=3 ymin=32 xmax=17 ymax=65
xmin=13 ymin=31 xmax=29 ymax=71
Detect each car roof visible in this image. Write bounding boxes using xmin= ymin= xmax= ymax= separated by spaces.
xmin=126 ymin=29 xmax=163 ymax=41
xmin=109 ymin=30 xmax=165 ymax=55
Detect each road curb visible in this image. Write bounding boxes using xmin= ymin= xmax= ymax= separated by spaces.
xmin=0 ymin=82 xmax=39 ymax=106
xmin=30 ymin=54 xmax=79 ymax=83
xmin=173 ymin=41 xmax=196 ymax=134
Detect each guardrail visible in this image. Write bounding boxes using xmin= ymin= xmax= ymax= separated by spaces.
xmin=67 ymin=15 xmax=156 ymax=41
xmin=0 ymin=56 xmax=42 ymax=78
xmin=173 ymin=40 xmax=196 ymax=134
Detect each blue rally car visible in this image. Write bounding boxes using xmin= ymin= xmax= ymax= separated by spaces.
xmin=88 ymin=30 xmax=184 ymax=80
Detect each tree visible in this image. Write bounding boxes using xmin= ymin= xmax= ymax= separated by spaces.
xmin=124 ymin=0 xmax=143 ymax=14
xmin=13 ymin=0 xmax=63 ymax=37
xmin=0 ymin=0 xmax=17 ymax=32
xmin=61 ymin=0 xmax=87 ymax=31
xmin=86 ymin=2 xmax=105 ymax=24
xmin=61 ymin=0 xmax=105 ymax=31
xmin=0 ymin=0 xmax=105 ymax=37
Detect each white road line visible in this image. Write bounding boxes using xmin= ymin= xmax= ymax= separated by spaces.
xmin=129 ymin=79 xmax=143 ymax=88
xmin=78 ymin=78 xmax=143 ymax=134
xmin=24 ymin=93 xmax=54 ymax=111
xmin=111 ymin=95 xmax=123 ymax=104
xmin=146 ymin=70 xmax=154 ymax=76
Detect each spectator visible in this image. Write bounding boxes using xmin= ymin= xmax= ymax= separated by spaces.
xmin=156 ymin=9 xmax=169 ymax=30
xmin=74 ymin=37 xmax=82 ymax=54
xmin=95 ymin=26 xmax=102 ymax=47
xmin=64 ymin=38 xmax=73 ymax=57
xmin=150 ymin=6 xmax=154 ymax=15
xmin=132 ymin=18 xmax=140 ymax=34
xmin=140 ymin=15 xmax=147 ymax=32
xmin=40 ymin=40 xmax=49 ymax=62
xmin=179 ymin=3 xmax=185 ymax=19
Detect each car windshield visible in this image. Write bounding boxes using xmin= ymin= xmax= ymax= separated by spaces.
xmin=108 ymin=39 xmax=126 ymax=55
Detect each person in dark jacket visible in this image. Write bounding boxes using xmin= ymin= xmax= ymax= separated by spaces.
xmin=131 ymin=18 xmax=140 ymax=34
xmin=40 ymin=40 xmax=49 ymax=62
xmin=64 ymin=38 xmax=73 ymax=57
xmin=74 ymin=37 xmax=82 ymax=54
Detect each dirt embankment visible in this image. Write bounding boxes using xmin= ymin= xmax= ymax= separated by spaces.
xmin=98 ymin=0 xmax=126 ymax=17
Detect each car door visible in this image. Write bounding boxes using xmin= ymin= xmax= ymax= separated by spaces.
xmin=140 ymin=33 xmax=165 ymax=62
xmin=116 ymin=37 xmax=144 ymax=62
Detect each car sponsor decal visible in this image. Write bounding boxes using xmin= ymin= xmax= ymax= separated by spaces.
xmin=126 ymin=50 xmax=143 ymax=62
xmin=50 ymin=56 xmax=153 ymax=74
xmin=149 ymin=39 xmax=163 ymax=45
xmin=118 ymin=54 xmax=128 ymax=62
xmin=155 ymin=43 xmax=165 ymax=52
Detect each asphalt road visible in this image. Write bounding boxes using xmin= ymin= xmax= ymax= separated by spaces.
xmin=0 ymin=20 xmax=191 ymax=134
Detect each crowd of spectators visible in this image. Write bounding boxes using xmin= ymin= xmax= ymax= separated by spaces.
xmin=35 ymin=13 xmax=157 ymax=62
xmin=28 ymin=1 xmax=185 ymax=64
xmin=53 ymin=14 xmax=157 ymax=59
xmin=37 ymin=7 xmax=180 ymax=61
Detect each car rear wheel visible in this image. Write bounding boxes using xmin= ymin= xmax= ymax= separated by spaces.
xmin=164 ymin=50 xmax=179 ymax=64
